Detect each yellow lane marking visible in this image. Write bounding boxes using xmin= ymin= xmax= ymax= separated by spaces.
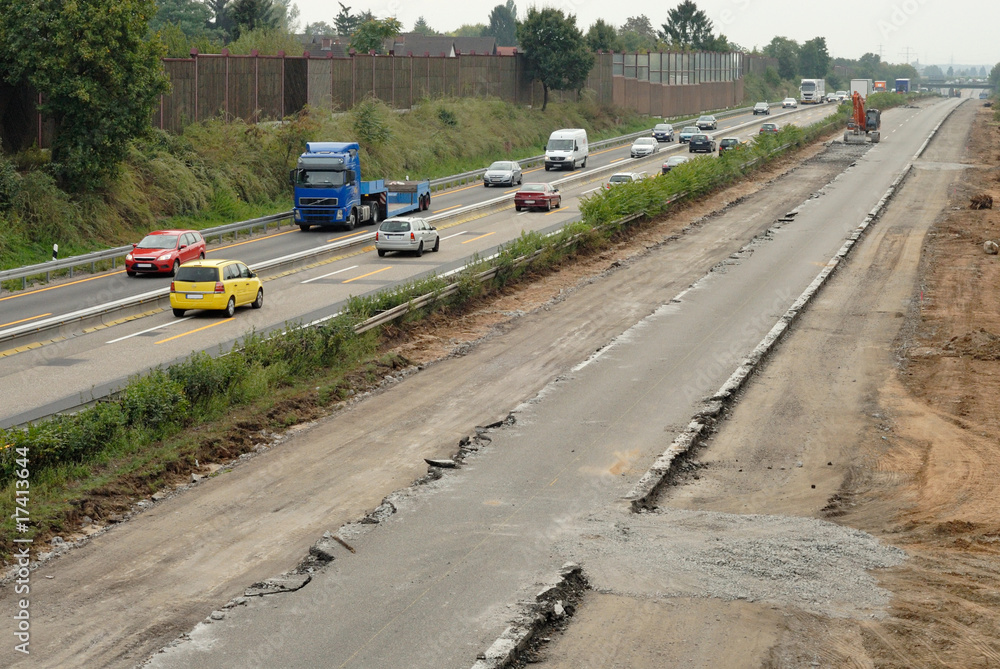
xmin=213 ymin=228 xmax=297 ymax=252
xmin=462 ymin=231 xmax=496 ymax=244
xmin=155 ymin=319 xmax=230 ymax=345
xmin=343 ymin=266 xmax=393 ymax=284
xmin=432 ymin=204 xmax=462 ymax=214
xmin=0 ymin=270 xmax=125 ymax=302
xmin=610 ymin=157 xmax=627 ymax=163
xmin=326 ymin=230 xmax=369 ymax=243
xmin=0 ymin=336 xmax=67 ymax=359
xmin=545 ymin=207 xmax=567 ymax=216
xmin=1 ymin=313 xmax=51 ymax=328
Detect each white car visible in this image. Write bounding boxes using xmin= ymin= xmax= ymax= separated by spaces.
xmin=375 ymin=217 xmax=440 ymax=257
xmin=836 ymin=90 xmax=849 ymax=101
xmin=825 ymin=92 xmax=839 ymax=102
xmin=782 ymin=97 xmax=798 ymax=108
xmin=630 ymin=137 xmax=659 ymax=158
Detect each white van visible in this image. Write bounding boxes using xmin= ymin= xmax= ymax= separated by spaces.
xmin=544 ymin=129 xmax=588 ymax=171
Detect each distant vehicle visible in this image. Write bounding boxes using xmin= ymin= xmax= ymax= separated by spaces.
xmin=798 ymin=78 xmax=826 ymax=104
xmin=835 ymin=90 xmax=849 ymax=101
xmin=169 ymin=259 xmax=262 ymax=318
xmin=544 ymin=128 xmax=588 ymax=171
xmin=651 ymin=123 xmax=675 ymax=142
xmin=605 ymin=172 xmax=645 ymax=189
xmin=696 ymin=115 xmax=718 ymax=130
xmin=850 ymin=78 xmax=874 ymax=99
xmin=895 ymin=78 xmax=910 ymax=93
xmin=873 ymin=81 xmax=887 ymax=92
xmin=844 ymin=92 xmax=881 ymax=145
xmin=679 ymin=126 xmax=700 ymax=143
xmin=375 ymin=217 xmax=440 ymax=257
xmin=718 ymin=137 xmax=746 ymax=153
xmin=825 ymin=92 xmax=839 ymax=102
xmin=759 ymin=122 xmax=780 ymax=134
xmin=127 ymin=230 xmax=206 ymax=277
xmin=782 ymin=97 xmax=798 ymax=108
xmin=514 ymin=183 xmax=561 ymax=211
xmin=661 ymin=155 xmax=690 ymax=173
xmin=980 ymin=91 xmax=990 ymax=99
xmin=630 ymin=137 xmax=659 ymax=158
xmin=482 ymin=161 xmax=522 ymax=187
xmin=753 ymin=102 xmax=770 ymax=115
xmin=688 ymin=133 xmax=716 ymax=153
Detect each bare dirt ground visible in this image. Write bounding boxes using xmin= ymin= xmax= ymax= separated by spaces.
xmin=527 ymin=102 xmax=1000 ymax=667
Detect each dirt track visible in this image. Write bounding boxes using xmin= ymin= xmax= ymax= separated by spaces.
xmin=529 ymin=102 xmax=1000 ymax=667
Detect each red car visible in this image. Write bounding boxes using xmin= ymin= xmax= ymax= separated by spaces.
xmin=514 ymin=183 xmax=561 ymax=212
xmin=126 ymin=230 xmax=206 ymax=277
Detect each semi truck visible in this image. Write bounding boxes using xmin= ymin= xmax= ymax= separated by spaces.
xmin=895 ymin=78 xmax=911 ymax=93
xmin=850 ymin=78 xmax=874 ymax=99
xmin=799 ymin=78 xmax=826 ymax=104
xmin=289 ymin=142 xmax=431 ymax=231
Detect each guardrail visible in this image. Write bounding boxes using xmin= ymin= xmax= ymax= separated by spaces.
xmin=0 ymin=212 xmax=293 ymax=292
xmin=0 ymin=101 xmax=792 ymax=293
xmin=426 ymin=103 xmax=764 ymax=191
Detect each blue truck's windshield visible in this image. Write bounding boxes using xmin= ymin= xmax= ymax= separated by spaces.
xmin=298 ymin=170 xmax=347 ymax=187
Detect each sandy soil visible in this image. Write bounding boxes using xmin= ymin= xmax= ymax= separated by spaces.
xmin=527 ymin=102 xmax=1000 ymax=667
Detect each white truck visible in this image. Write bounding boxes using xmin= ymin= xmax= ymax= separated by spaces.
xmin=850 ymin=78 xmax=874 ymax=100
xmin=799 ymin=78 xmax=826 ymax=104
xmin=544 ymin=129 xmax=588 ymax=171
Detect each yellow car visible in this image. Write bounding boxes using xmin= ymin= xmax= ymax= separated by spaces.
xmin=169 ymin=259 xmax=263 ymax=318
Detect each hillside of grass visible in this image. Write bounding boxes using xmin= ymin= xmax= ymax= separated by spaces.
xmin=0 ymin=96 xmax=652 ymax=270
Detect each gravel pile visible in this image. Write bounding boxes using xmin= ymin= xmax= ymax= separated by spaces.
xmin=559 ymin=507 xmax=906 ymax=619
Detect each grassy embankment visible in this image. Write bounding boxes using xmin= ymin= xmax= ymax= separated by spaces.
xmin=0 ymin=92 xmax=929 ymax=563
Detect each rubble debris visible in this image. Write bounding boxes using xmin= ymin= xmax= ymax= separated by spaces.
xmin=970 ymin=193 xmax=993 ymax=210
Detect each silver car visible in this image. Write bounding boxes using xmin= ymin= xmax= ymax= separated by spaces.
xmin=483 ymin=160 xmax=522 ymax=187
xmin=678 ymin=126 xmax=700 ymax=143
xmin=696 ymin=115 xmax=718 ymax=130
xmin=375 ymin=217 xmax=440 ymax=257
xmin=630 ymin=137 xmax=659 ymax=158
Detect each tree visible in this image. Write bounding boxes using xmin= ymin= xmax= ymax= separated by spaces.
xmin=988 ymin=63 xmax=1000 ymax=91
xmin=349 ymin=17 xmax=401 ymax=54
xmin=659 ymin=1 xmax=715 ymax=49
xmin=227 ymin=26 xmax=303 ymax=55
xmin=412 ymin=16 xmax=436 ymax=36
xmin=979 ymin=66 xmax=987 ymax=77
xmin=230 ymin=0 xmax=278 ymax=41
xmin=485 ymin=1 xmax=518 ymax=47
xmin=762 ymin=36 xmax=799 ymax=80
xmin=517 ymin=8 xmax=594 ymax=110
xmin=923 ymin=64 xmax=944 ymax=79
xmin=0 ymin=0 xmax=169 ymax=190
xmin=303 ymin=21 xmax=334 ymax=36
xmin=618 ymin=15 xmax=657 ymax=53
xmin=946 ymin=66 xmax=954 ymax=77
xmin=450 ymin=24 xmax=487 ymax=37
xmin=586 ymin=19 xmax=623 ymax=53
xmin=798 ymin=37 xmax=829 ymax=78
xmin=272 ymin=0 xmax=299 ymax=34
xmin=148 ymin=0 xmax=212 ymax=38
xmin=205 ymin=0 xmax=235 ymax=41
xmin=334 ymin=2 xmax=361 ymax=36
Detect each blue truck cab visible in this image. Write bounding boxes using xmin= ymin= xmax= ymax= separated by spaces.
xmin=289 ymin=142 xmax=431 ymax=231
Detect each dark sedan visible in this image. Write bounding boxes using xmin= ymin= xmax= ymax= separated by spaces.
xmin=688 ymin=134 xmax=717 ymax=153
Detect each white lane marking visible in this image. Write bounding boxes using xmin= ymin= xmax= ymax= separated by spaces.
xmin=107 ymin=317 xmax=192 ymax=344
xmin=301 ymin=265 xmax=358 ymax=284
xmin=442 ymin=231 xmax=468 ymax=241
xmin=583 ymin=187 xmax=601 ymax=194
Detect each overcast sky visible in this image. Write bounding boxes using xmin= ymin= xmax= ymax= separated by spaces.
xmin=291 ymin=0 xmax=998 ymax=68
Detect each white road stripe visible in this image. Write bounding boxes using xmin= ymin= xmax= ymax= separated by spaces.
xmin=301 ymin=265 xmax=358 ymax=284
xmin=107 ymin=317 xmax=192 ymax=344
xmin=442 ymin=231 xmax=468 ymax=240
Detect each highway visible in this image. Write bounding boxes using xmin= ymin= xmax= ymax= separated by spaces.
xmin=0 ymin=104 xmax=836 ymax=427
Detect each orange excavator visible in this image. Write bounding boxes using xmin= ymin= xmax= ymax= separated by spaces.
xmin=844 ymin=91 xmax=881 ymax=144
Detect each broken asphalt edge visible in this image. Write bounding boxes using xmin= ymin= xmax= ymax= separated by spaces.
xmin=624 ymin=98 xmax=963 ymax=512
xmin=468 ymin=562 xmax=586 ymax=669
